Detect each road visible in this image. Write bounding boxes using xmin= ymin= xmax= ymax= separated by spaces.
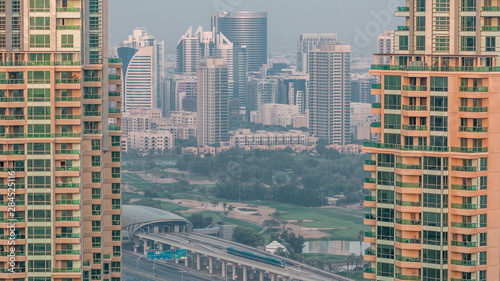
xmin=123 ymin=251 xmax=224 ymax=281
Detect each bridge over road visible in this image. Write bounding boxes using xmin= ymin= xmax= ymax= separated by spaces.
xmin=135 ymin=232 xmax=353 ymax=281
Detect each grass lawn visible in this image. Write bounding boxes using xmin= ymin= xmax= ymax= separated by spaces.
xmin=337 ymin=271 xmax=366 ymax=281
xmin=244 ymin=201 xmax=368 ymax=241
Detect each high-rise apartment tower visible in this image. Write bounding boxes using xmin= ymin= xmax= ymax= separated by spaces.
xmin=296 ymin=33 xmax=338 ymax=73
xmin=364 ymin=1 xmax=500 ymax=280
xmin=0 ymin=0 xmax=122 ymax=279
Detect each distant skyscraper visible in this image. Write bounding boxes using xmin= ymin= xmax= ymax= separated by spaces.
xmin=0 ymin=0 xmax=122 ymax=278
xmin=197 ymin=58 xmax=229 ymax=146
xmin=118 ymin=28 xmax=165 ymax=111
xmin=212 ymin=11 xmax=268 ymax=72
xmin=377 ymin=30 xmax=395 ymax=65
xmin=296 ymin=33 xmax=338 ymax=73
xmin=308 ymin=44 xmax=351 ymax=145
xmin=351 ymin=77 xmax=378 ymax=103
xmin=177 ymin=26 xmax=247 ymax=111
xmin=283 ymin=77 xmax=308 ymax=114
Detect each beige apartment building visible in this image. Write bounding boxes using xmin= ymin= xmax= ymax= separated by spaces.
xmin=0 ymin=0 xmax=122 ymax=279
xmin=364 ymin=1 xmax=500 ymax=281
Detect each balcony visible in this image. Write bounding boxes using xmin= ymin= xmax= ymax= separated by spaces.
xmin=54 ymin=132 xmax=81 ymax=138
xmin=451 ymin=147 xmax=487 ymax=153
xmin=452 ymin=185 xmax=477 ymax=191
xmin=482 ymin=26 xmax=500 ymax=31
xmin=451 ymin=203 xmax=477 ymax=210
xmin=55 ymin=166 xmax=80 ymax=172
xmin=84 ymin=112 xmax=101 ymax=117
xmin=109 ymin=125 xmax=121 ymax=131
xmin=372 ymin=103 xmax=381 ymax=108
xmin=395 ymin=274 xmax=421 ymax=280
xmin=365 ymin=160 xmax=376 ymax=165
xmin=451 ymin=241 xmax=477 ymax=247
xmin=459 ymin=86 xmax=488 ymax=92
xmin=109 ymin=91 xmax=121 ymax=97
xmin=364 ymin=142 xmax=449 ymax=152
xmin=56 ymin=7 xmax=81 ymax=12
xmin=56 ymin=233 xmax=80 ymax=238
xmin=0 ymin=115 xmax=24 ymax=120
xmin=56 ymin=79 xmax=80 ymax=84
xmin=396 ymin=200 xmax=421 ymax=207
xmin=396 ymin=237 xmax=421 ymax=244
xmin=56 ymin=250 xmax=80 ymax=255
xmin=84 ymin=77 xmax=101 ymax=82
xmin=109 ymin=58 xmax=122 ymax=63
xmin=365 ymin=214 xmax=375 ymax=220
xmin=55 ymin=216 xmax=79 ymax=221
xmin=83 ymin=94 xmax=101 ymax=99
xmin=371 ymin=64 xmax=500 ymax=72
xmin=371 ymin=122 xmax=381 ymax=128
xmin=364 ymin=268 xmax=376 ymax=274
xmin=365 ymin=249 xmax=375 ymax=255
xmin=451 ymin=260 xmax=476 ymax=266
xmin=451 ymin=222 xmax=479 ymax=228
xmin=0 ymin=79 xmax=24 ymax=84
xmin=0 ymin=150 xmax=24 ymax=155
xmin=0 ymin=97 xmax=24 ymax=102
xmin=108 ymin=75 xmax=121 ymax=80
xmin=56 ymin=200 xmax=80 ymax=205
xmin=398 ymin=26 xmax=410 ymax=31
xmin=56 ymin=114 xmax=81 ymax=120
xmin=55 ymin=96 xmax=81 ymax=102
xmin=459 ymin=106 xmax=487 ymax=113
xmin=365 ymin=232 xmax=376 ymax=238
xmin=402 ymin=85 xmax=428 ymax=91
xmin=372 ymin=83 xmax=381 ymax=89
xmin=395 ymin=218 xmax=421 ymax=225
xmin=53 ymin=268 xmax=80 ymax=273
xmin=0 ymin=167 xmax=24 ymax=172
xmin=402 ymin=125 xmax=427 ymax=131
xmin=364 ymin=178 xmax=376 ymax=183
xmin=397 ymin=6 xmax=410 ymax=11
xmin=109 ymin=108 xmax=121 ymax=113
xmin=396 ymin=163 xmax=421 ymax=169
xmin=56 ymin=150 xmax=80 ymax=154
xmin=402 ymin=105 xmax=427 ymax=111
xmin=56 ymin=25 xmax=81 ymax=30
xmin=83 ymin=129 xmax=101 ymax=134
xmin=55 ymin=183 xmax=80 ymax=188
xmin=459 ymin=126 xmax=487 ymax=133
xmin=451 ymin=166 xmax=477 ymax=172
xmin=396 ymin=182 xmax=421 ymax=188
xmin=396 ymin=255 xmax=421 ymax=262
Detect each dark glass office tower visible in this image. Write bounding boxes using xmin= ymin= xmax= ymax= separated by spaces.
xmin=212 ymin=11 xmax=267 ymax=72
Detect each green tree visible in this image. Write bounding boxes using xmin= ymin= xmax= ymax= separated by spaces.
xmin=232 ymin=227 xmax=265 ymax=247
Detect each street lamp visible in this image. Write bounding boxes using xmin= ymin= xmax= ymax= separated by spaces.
xmin=136 ymin=255 xmax=145 ymax=271
xmin=178 ymin=270 xmax=186 ymax=281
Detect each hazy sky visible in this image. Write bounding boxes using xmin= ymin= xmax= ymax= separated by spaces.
xmin=109 ymin=0 xmax=405 ymax=54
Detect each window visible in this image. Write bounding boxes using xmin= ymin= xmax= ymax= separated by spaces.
xmin=111 ymin=262 xmax=120 ymax=272
xmin=27 ymin=143 xmax=50 ymax=155
xmin=91 ymin=172 xmax=101 ymax=183
xmin=28 ymin=106 xmax=50 ymax=119
xmin=113 ymin=246 xmax=121 ymax=257
xmin=28 ymin=210 xmax=51 ymax=222
xmin=416 ymin=36 xmax=425 ymax=51
xmin=423 ymin=249 xmax=447 ymax=264
xmin=28 ymin=260 xmax=51 ymax=272
xmin=430 ymin=136 xmax=448 ymax=147
xmin=377 ymin=171 xmax=394 ymax=186
xmin=29 ymin=0 xmax=50 ymax=12
xmin=399 ymin=36 xmax=409 ymax=51
xmin=28 ymin=88 xmax=50 ymax=102
xmin=93 ymin=253 xmax=101 ymax=264
xmin=92 ymin=204 xmax=101 ymax=216
xmin=112 ymin=214 xmax=120 ymax=225
xmin=28 ymin=71 xmax=50 ymax=84
xmin=29 ymin=35 xmax=50 ymax=48
xmin=384 ymin=76 xmax=401 ymax=90
xmin=112 ymin=230 xmax=121 ymax=241
xmin=384 ymin=133 xmax=401 ymax=145
xmin=416 ymin=17 xmax=425 ymax=31
xmin=377 ymin=226 xmax=394 ymax=240
xmin=430 ymin=116 xmax=447 ymax=131
xmin=384 ymin=114 xmax=401 ymax=129
xmin=461 ymin=16 xmax=476 ymax=31
xmin=430 ymin=96 xmax=448 ymax=111
xmin=461 ymin=0 xmax=476 ymax=11
xmin=27 ymin=193 xmax=51 ymax=205
xmin=423 ymin=212 xmax=447 ymax=227
xmin=377 ymin=244 xmax=394 ymax=259
xmin=423 ymin=157 xmax=448 ymax=171
xmin=28 ymin=243 xmax=51 ymax=255
xmin=112 ymin=151 xmax=120 ymax=162
xmin=112 ymin=199 xmax=121 ymax=209
xmin=377 ymin=154 xmax=395 ymax=167
xmin=92 ymin=188 xmax=101 ymax=199
xmin=416 ymin=0 xmax=425 ymax=11
xmin=434 ymin=17 xmax=450 ymax=31
xmin=28 ymin=124 xmax=50 ymax=134
xmin=92 ymin=139 xmax=100 ymax=150
xmin=28 ymin=226 xmax=51 ymax=238
xmin=91 ymin=156 xmax=100 ymax=167
xmin=27 ymin=159 xmax=50 ymax=171
xmin=112 ymin=167 xmax=120 ymax=178
xmin=434 ymin=36 xmax=450 ymax=51
xmin=61 ymin=34 xmax=74 ymax=48
xmin=384 ymin=94 xmax=401 ymax=109
xmin=92 ymin=237 xmax=101 ymax=248
xmin=423 ymin=268 xmax=447 ymax=281
xmin=111 ymin=136 xmax=120 ymax=146
xmin=377 ymin=262 xmax=394 ymax=277
xmin=29 ymin=17 xmax=50 ymax=30
xmin=430 ymin=77 xmax=448 ymax=91
xmin=423 ymin=175 xmax=448 ymax=189
xmin=377 ymin=190 xmax=394 ymax=204
xmin=92 ymin=221 xmax=101 ymax=232
xmin=486 ymin=36 xmax=496 ymax=52
xmin=112 ymin=183 xmax=121 ymax=194
xmin=461 ymin=36 xmax=476 ymax=51
xmin=423 ymin=193 xmax=447 ymax=208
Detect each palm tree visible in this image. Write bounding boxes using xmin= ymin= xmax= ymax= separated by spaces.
xmin=358 ymin=230 xmax=364 ymax=256
xmin=297 ymin=219 xmax=304 ymax=235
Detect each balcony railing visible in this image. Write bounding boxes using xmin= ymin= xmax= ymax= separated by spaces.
xmin=364 ymin=196 xmax=376 ymax=202
xmin=397 ymin=6 xmax=410 ymax=11
xmin=372 ymin=103 xmax=381 ymax=108
xmin=482 ymin=26 xmax=500 ymax=31
xmin=55 ymin=166 xmax=80 ymax=171
xmin=55 ymin=96 xmax=81 ymax=102
xmin=364 ymin=142 xmax=449 ymax=152
xmin=56 ymin=233 xmax=80 ymax=238
xmin=395 ymin=200 xmax=421 ymax=207
xmin=54 ymin=132 xmax=81 ymax=138
xmin=109 ymin=91 xmax=121 ymax=96
xmin=483 ymin=6 xmax=500 ymax=11
xmin=56 ymin=25 xmax=81 ymax=30
xmin=371 ymin=64 xmax=500 ymax=72
xmin=452 ymin=185 xmax=477 ymax=191
xmin=451 ymin=147 xmax=488 ymax=153
xmin=56 ymin=200 xmax=80 ymax=205
xmin=372 ymin=83 xmax=382 ymax=89
xmin=0 ymin=150 xmax=24 ymax=155
xmin=109 ymin=125 xmax=121 ymax=131
xmin=56 ymin=150 xmax=80 ymax=154
xmin=396 ymin=181 xmax=421 ymax=188
xmin=451 ymin=166 xmax=477 ymax=172
xmin=365 ymin=160 xmax=376 ymax=165
xmin=395 ymin=274 xmax=421 ymax=281
xmin=56 ymin=7 xmax=81 ymax=12
xmin=371 ymin=122 xmax=381 ymax=128
xmin=108 ymin=58 xmax=122 ymax=63
xmin=56 ymin=79 xmax=80 ymax=84
xmin=402 ymin=105 xmax=427 ymax=111
xmin=459 ymin=106 xmax=487 ymax=112
xmin=451 ymin=222 xmax=479 ymax=228
xmin=0 ymin=97 xmax=25 ymax=102
xmin=396 ymin=237 xmax=421 ymax=244
xmin=56 ymin=114 xmax=81 ymax=120
xmin=451 ymin=241 xmax=477 ymax=247
xmin=402 ymin=125 xmax=427 ymax=131
xmin=459 ymin=86 xmax=488 ymax=92
xmin=451 ymin=260 xmax=476 ymax=266
xmin=396 ymin=163 xmax=421 ymax=169
xmin=53 ymin=268 xmax=80 ymax=273
xmin=365 ymin=232 xmax=376 ymax=238
xmin=108 ymin=75 xmax=121 ymax=80
xmin=55 ymin=217 xmax=80 ymax=221
xmin=84 ymin=77 xmax=101 ymax=82
xmin=451 ymin=203 xmax=477 ymax=209
xmin=56 ymin=250 xmax=80 ymax=255
xmin=395 ymin=218 xmax=421 ymax=225
xmin=402 ymin=85 xmax=428 ymax=91
xmin=56 ymin=183 xmax=80 ymax=188
xmin=398 ymin=26 xmax=410 ymax=30
xmin=459 ymin=126 xmax=488 ymax=133
xmin=396 ymin=255 xmax=421 ymax=262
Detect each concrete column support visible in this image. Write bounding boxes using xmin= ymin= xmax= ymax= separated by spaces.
xmin=242 ymin=266 xmax=247 ymax=281
xmin=249 ymin=269 xmax=254 ymax=280
xmin=143 ymin=239 xmax=148 ymax=255
xmin=259 ymin=271 xmax=264 ymax=281
xmin=196 ymin=254 xmax=201 ymax=271
xmin=232 ymin=265 xmax=237 ymax=280
xmin=270 ymin=274 xmax=276 ymax=281
xmin=221 ymin=261 xmax=227 ymax=278
xmin=209 ymin=257 xmax=213 ymax=274
xmin=185 ymin=255 xmax=189 ymax=267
